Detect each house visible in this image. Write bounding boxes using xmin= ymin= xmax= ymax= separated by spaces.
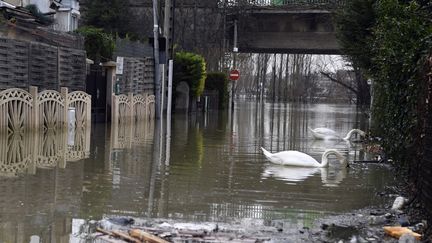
xmin=1 ymin=0 xmax=80 ymax=32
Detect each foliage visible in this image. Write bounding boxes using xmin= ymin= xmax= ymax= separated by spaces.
xmin=370 ymin=0 xmax=432 ymax=170
xmin=336 ymin=0 xmax=432 ymax=174
xmin=174 ymin=51 xmax=207 ymax=97
xmin=205 ymin=72 xmax=229 ymax=109
xmin=25 ymin=4 xmax=54 ymax=25
xmin=335 ymin=0 xmax=376 ymax=74
xmin=330 ymin=1 xmax=377 ymax=106
xmin=335 ymin=0 xmax=376 ymax=73
xmin=337 ymin=0 xmax=432 ymax=175
xmin=81 ymin=0 xmax=137 ymax=39
xmin=76 ymin=26 xmax=115 ymax=63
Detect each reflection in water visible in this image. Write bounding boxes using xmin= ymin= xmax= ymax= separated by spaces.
xmin=0 ymin=101 xmax=394 ymax=242
xmin=0 ymin=126 xmax=90 ymax=177
xmin=262 ymin=164 xmax=347 ymax=187
xmin=0 ymin=132 xmax=33 ymax=177
xmin=110 ymin=118 xmax=154 ymax=149
xmin=309 ymin=139 xmax=348 ymax=151
xmin=0 ymin=128 xmax=90 ymax=243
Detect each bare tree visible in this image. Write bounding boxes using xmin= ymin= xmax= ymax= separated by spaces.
xmin=317 ymin=55 xmax=370 ymax=105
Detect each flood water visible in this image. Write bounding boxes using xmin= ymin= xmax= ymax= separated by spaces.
xmin=0 ymin=101 xmax=395 ymax=242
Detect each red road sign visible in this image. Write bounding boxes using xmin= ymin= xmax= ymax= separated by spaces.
xmin=229 ymin=69 xmax=240 ymax=81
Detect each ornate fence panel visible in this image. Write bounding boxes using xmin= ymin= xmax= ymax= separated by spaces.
xmin=114 ymin=94 xmax=131 ymax=124
xmin=0 ymin=86 xmax=91 ymax=132
xmin=0 ymin=88 xmax=34 ymax=134
xmin=0 ymin=86 xmax=91 ymax=177
xmin=112 ymin=93 xmax=155 ymax=123
xmin=37 ymin=90 xmax=66 ymax=130
xmin=133 ymin=94 xmax=147 ymax=121
xmin=68 ymin=91 xmax=92 ymax=129
xmin=111 ymin=93 xmax=155 ymax=150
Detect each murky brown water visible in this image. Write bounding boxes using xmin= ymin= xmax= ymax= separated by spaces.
xmin=0 ymin=101 xmax=395 ymax=242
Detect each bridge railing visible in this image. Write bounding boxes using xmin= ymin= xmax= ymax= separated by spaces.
xmin=220 ymin=0 xmax=346 ymax=7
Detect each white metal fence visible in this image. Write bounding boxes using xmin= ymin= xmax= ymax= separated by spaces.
xmin=0 ymin=86 xmax=91 ymax=133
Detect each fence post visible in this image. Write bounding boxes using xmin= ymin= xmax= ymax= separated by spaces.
xmin=144 ymin=93 xmax=149 ymax=120
xmin=61 ymin=87 xmax=68 ymax=127
xmin=86 ymin=94 xmax=92 ymax=126
xmin=29 ymin=86 xmax=38 ymax=130
xmin=29 ymin=86 xmax=38 ymax=172
xmin=60 ymin=87 xmax=68 ymax=168
xmin=112 ymin=93 xmax=118 ymax=124
xmin=128 ymin=92 xmax=134 ymax=121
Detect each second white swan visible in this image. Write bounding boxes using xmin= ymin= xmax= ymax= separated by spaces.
xmin=261 ymin=147 xmax=347 ymax=168
xmin=309 ymin=128 xmax=366 ymax=141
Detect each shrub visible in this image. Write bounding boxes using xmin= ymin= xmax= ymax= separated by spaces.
xmin=174 ymin=51 xmax=207 ymax=97
xmin=76 ymin=26 xmax=115 ymax=63
xmin=335 ymin=0 xmax=432 ymax=175
xmin=370 ymin=0 xmax=432 ymax=170
xmin=205 ymin=72 xmax=229 ymax=109
xmin=334 ymin=0 xmax=376 ymax=74
xmin=81 ymin=0 xmax=136 ymax=39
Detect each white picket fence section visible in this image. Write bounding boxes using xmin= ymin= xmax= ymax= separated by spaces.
xmin=0 ymin=86 xmax=91 ymax=133
xmin=112 ymin=93 xmax=155 ymax=123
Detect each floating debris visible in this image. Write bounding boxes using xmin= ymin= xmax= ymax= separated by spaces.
xmin=383 ymin=226 xmax=421 ymax=240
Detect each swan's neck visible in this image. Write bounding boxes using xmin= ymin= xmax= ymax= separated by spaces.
xmin=320 ymin=149 xmax=346 ymax=167
xmin=343 ymin=129 xmax=365 ymax=140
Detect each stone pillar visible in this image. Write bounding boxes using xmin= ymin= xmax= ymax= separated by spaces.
xmin=103 ymin=61 xmax=117 ymax=122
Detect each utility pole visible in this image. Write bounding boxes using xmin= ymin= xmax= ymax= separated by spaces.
xmin=164 ymin=0 xmax=174 ymax=61
xmin=152 ymin=0 xmax=161 ymax=119
xmin=272 ymin=53 xmax=276 ymax=102
xmin=231 ymin=19 xmax=238 ymax=111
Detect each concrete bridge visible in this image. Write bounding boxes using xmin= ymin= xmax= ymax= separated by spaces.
xmin=225 ymin=0 xmax=346 ymax=54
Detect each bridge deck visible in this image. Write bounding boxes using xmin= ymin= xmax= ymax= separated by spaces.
xmin=222 ymin=0 xmax=346 ymax=8
xmin=228 ymin=6 xmax=341 ymax=54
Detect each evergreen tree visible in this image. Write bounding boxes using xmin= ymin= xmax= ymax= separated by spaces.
xmin=82 ymin=0 xmax=135 ymax=38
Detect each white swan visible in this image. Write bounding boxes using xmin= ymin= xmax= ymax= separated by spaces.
xmin=309 ymin=128 xmax=366 ymax=141
xmin=261 ymin=147 xmax=347 ymax=167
